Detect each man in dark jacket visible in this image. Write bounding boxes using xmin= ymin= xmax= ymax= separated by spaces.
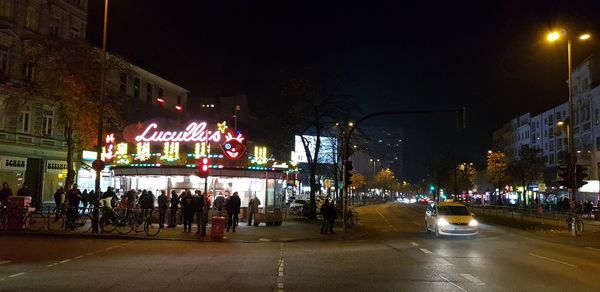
xmin=0 ymin=182 xmax=13 ymax=206
xmin=168 ymin=191 xmax=179 ymax=228
xmin=226 ymin=192 xmax=241 ymax=232
xmin=157 ymin=190 xmax=169 ymax=228
xmin=16 ymin=183 xmax=31 ymax=197
xmin=193 ymin=191 xmax=205 ymax=234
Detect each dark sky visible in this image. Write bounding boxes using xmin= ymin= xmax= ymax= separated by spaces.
xmin=86 ymin=0 xmax=600 ymax=180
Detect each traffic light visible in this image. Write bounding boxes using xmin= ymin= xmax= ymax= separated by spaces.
xmin=345 ymin=160 xmax=353 ymax=185
xmin=558 ymin=166 xmax=572 ymax=189
xmin=575 ymin=165 xmax=589 ymax=189
xmin=196 ymin=157 xmax=211 ymax=178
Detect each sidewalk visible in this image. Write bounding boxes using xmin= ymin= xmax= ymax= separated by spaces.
xmin=0 ymin=219 xmax=368 ymax=243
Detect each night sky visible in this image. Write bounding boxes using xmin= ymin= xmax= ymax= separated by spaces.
xmin=86 ymin=0 xmax=600 ymax=181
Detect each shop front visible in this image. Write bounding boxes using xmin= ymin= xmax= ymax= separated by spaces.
xmin=101 ymin=118 xmax=295 ymax=224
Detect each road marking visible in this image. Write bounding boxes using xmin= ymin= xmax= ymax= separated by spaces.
xmin=46 ymin=263 xmax=58 ymax=267
xmin=440 ymin=275 xmax=468 ymax=292
xmin=74 ymin=256 xmax=83 ymax=259
xmin=86 ymin=252 xmax=95 ymax=256
xmin=105 ymin=247 xmax=114 ymax=251
xmin=59 ymin=259 xmax=71 ymax=264
xmin=8 ymin=273 xmax=25 ymax=278
xmin=528 ymin=253 xmax=577 ymax=268
xmin=419 ymin=248 xmax=432 ymax=254
xmin=409 ymin=242 xmax=419 ymax=246
xmin=461 ymin=273 xmax=485 ymax=285
xmin=585 ymin=247 xmax=600 ymax=252
xmin=0 ymin=260 xmax=11 ymax=265
xmin=275 ymin=242 xmax=285 ymax=292
xmin=435 ymin=258 xmax=453 ymax=266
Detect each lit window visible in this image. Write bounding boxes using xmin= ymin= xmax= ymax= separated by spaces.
xmin=42 ymin=107 xmax=53 ymax=136
xmin=18 ymin=108 xmax=31 ymax=134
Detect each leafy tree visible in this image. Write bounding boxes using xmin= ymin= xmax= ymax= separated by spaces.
xmin=455 ymin=162 xmax=477 ymax=196
xmin=486 ymin=151 xmax=508 ymax=202
xmin=6 ymin=37 xmax=129 ymax=188
xmin=373 ymin=168 xmax=398 ymax=196
xmin=507 ymin=145 xmax=544 ymax=206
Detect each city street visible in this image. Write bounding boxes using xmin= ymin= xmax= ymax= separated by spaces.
xmin=2 ymin=203 xmax=600 ymax=291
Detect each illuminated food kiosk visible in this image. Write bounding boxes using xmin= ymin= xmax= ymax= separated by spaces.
xmin=103 ymin=119 xmax=294 ymax=225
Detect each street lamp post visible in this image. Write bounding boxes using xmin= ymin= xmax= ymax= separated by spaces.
xmin=92 ymin=0 xmax=109 ymax=233
xmin=547 ymin=29 xmax=591 ymax=236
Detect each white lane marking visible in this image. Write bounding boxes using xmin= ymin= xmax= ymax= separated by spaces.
xmin=276 ymin=242 xmax=285 ymax=292
xmin=440 ymin=275 xmax=468 ymax=292
xmin=419 ymin=248 xmax=432 ymax=254
xmin=105 ymin=247 xmax=114 ymax=251
xmin=8 ymin=273 xmax=25 ymax=278
xmin=528 ymin=253 xmax=577 ymax=268
xmin=0 ymin=260 xmax=11 ymax=265
xmin=409 ymin=242 xmax=419 ymax=246
xmin=86 ymin=253 xmax=95 ymax=256
xmin=585 ymin=247 xmax=600 ymax=252
xmin=461 ymin=273 xmax=485 ymax=286
xmin=74 ymin=256 xmax=83 ymax=260
xmin=46 ymin=263 xmax=58 ymax=267
xmin=435 ymin=258 xmax=453 ymax=266
xmin=59 ymin=259 xmax=71 ymax=264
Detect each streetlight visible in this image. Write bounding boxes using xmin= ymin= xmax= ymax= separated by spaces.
xmin=546 ymin=29 xmax=591 ymax=236
xmin=92 ymin=0 xmax=110 ymax=233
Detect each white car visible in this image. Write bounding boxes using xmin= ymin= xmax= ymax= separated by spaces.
xmin=289 ymin=199 xmax=309 ymax=213
xmin=425 ymin=201 xmax=478 ymax=238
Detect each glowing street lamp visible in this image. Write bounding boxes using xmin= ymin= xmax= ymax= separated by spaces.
xmin=545 ymin=28 xmax=591 ymax=236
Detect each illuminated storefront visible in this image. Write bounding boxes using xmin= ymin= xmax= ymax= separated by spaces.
xmin=100 ymin=119 xmax=295 ymax=223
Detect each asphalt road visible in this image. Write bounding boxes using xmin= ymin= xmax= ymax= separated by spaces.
xmin=2 ymin=203 xmax=600 ymax=291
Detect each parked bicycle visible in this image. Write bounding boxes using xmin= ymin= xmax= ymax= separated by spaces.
xmin=566 ymin=214 xmax=584 ymax=233
xmin=50 ymin=207 xmax=92 ymax=233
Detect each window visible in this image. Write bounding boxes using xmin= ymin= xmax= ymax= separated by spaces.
xmin=42 ymin=107 xmax=53 ymax=136
xmin=18 ymin=108 xmax=31 ymax=134
xmin=50 ymin=22 xmax=60 ymax=37
xmin=70 ymin=26 xmax=80 ymax=39
xmin=158 ymin=87 xmax=165 ymax=97
xmin=0 ymin=44 xmax=9 ymax=73
xmin=133 ymin=77 xmax=140 ymax=98
xmin=23 ymin=62 xmax=35 ymax=81
xmin=119 ymin=72 xmax=127 ymax=95
xmin=25 ymin=3 xmax=39 ymax=31
xmin=146 ymin=82 xmax=153 ymax=102
xmin=177 ymin=95 xmax=182 ymax=105
xmin=0 ymin=0 xmax=13 ymax=19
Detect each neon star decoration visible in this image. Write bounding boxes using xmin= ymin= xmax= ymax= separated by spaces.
xmin=217 ymin=121 xmax=228 ymax=133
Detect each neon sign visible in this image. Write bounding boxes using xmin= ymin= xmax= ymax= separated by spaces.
xmin=221 ymin=132 xmax=246 ymax=160
xmin=250 ymin=146 xmax=269 ymax=165
xmin=134 ymin=122 xmax=222 ymax=143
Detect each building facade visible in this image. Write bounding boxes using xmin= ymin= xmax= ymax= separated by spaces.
xmin=0 ymin=0 xmax=189 ymax=207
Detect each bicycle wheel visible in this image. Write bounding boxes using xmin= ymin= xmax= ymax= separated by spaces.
xmin=144 ymin=217 xmax=160 ymax=237
xmin=47 ymin=214 xmax=65 ymax=232
xmin=23 ymin=212 xmax=45 ymax=232
xmin=73 ymin=214 xmax=92 ymax=233
xmin=565 ymin=217 xmax=573 ymax=231
xmin=116 ymin=217 xmax=133 ymax=235
xmin=100 ymin=216 xmax=117 ymax=233
xmin=132 ymin=213 xmax=145 ymax=233
xmin=576 ymin=220 xmax=584 ymax=233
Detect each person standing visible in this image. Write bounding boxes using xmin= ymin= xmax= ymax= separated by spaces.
xmin=102 ymin=187 xmax=118 ymax=208
xmin=320 ymin=199 xmax=332 ymax=235
xmin=0 ymin=182 xmax=13 ymax=206
xmin=139 ymin=190 xmax=153 ymax=217
xmin=157 ymin=190 xmax=169 ymax=228
xmin=81 ymin=189 xmax=90 ymax=212
xmin=66 ymin=184 xmax=82 ymax=227
xmin=327 ymin=200 xmax=337 ymax=234
xmin=168 ymin=191 xmax=179 ymax=228
xmin=53 ymin=187 xmax=66 ymax=213
xmin=247 ymin=195 xmax=261 ymax=226
xmin=16 ymin=183 xmax=31 ymax=197
xmin=181 ymin=191 xmax=195 ymax=232
xmin=193 ymin=191 xmax=205 ymax=234
xmin=226 ymin=192 xmax=241 ymax=232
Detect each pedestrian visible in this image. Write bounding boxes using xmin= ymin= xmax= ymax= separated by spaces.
xmin=320 ymin=199 xmax=331 ymax=235
xmin=181 ymin=191 xmax=195 ymax=232
xmin=16 ymin=183 xmax=31 ymax=197
xmin=66 ymin=184 xmax=82 ymax=227
xmin=194 ymin=191 xmax=205 ymax=234
xmin=247 ymin=195 xmax=261 ymax=226
xmin=53 ymin=187 xmax=66 ymax=213
xmin=139 ymin=190 xmax=151 ymax=213
xmin=0 ymin=182 xmax=13 ymax=206
xmin=168 ymin=191 xmax=179 ymax=228
xmin=225 ymin=191 xmax=241 ymax=232
xmin=327 ymin=199 xmax=337 ymax=234
xmin=81 ymin=189 xmax=90 ymax=212
xmin=126 ymin=189 xmax=138 ymax=214
xmin=157 ymin=190 xmax=169 ymax=228
xmin=214 ymin=193 xmax=226 ymax=212
xmin=102 ymin=187 xmax=119 ymax=208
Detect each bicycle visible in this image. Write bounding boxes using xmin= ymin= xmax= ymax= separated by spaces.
xmin=142 ymin=209 xmax=160 ymax=236
xmin=1 ymin=205 xmax=45 ymax=232
xmin=566 ymin=214 xmax=584 ymax=233
xmin=100 ymin=207 xmax=132 ymax=234
xmin=344 ymin=209 xmax=360 ymax=228
xmin=51 ymin=207 xmax=92 ymax=233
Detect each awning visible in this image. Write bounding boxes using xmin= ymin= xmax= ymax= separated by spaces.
xmin=111 ymin=166 xmax=285 ymax=179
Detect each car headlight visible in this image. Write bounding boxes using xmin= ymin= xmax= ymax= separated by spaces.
xmin=437 ymin=218 xmax=449 ymax=227
xmin=469 ymin=219 xmax=478 ymax=227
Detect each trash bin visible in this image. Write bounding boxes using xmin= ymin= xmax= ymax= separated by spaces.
xmin=211 ymin=216 xmax=226 ymax=240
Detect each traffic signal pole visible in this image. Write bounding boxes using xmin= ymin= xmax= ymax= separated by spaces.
xmin=341 ymin=108 xmax=466 ymax=233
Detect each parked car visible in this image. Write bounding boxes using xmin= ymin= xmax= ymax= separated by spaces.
xmin=289 ymin=199 xmax=309 ymax=214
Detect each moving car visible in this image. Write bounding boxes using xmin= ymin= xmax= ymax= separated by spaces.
xmin=425 ymin=201 xmax=478 ymax=238
xmin=289 ymin=199 xmax=309 ymax=214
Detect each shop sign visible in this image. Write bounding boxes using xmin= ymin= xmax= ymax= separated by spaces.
xmin=0 ymin=156 xmax=27 ymax=171
xmin=47 ymin=160 xmax=68 ymax=173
